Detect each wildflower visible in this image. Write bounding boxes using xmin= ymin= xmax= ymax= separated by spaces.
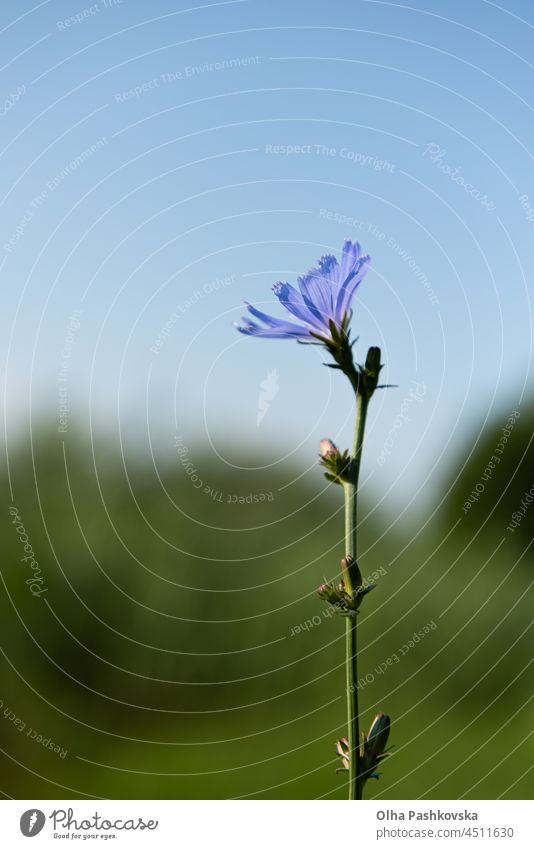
xmin=236 ymin=232 xmax=394 ymax=799
xmin=235 ymin=239 xmax=370 ymax=342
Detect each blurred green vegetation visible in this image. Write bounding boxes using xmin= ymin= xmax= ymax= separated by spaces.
xmin=0 ymin=407 xmax=532 ymax=800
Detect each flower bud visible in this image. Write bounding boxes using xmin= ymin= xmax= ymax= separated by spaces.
xmin=317 ymin=582 xmax=339 ymax=604
xmin=319 ymin=438 xmax=339 ymax=459
xmin=361 ymin=712 xmax=392 ymax=781
xmin=365 ymin=712 xmax=390 ymax=761
xmin=317 ymin=571 xmax=373 ymax=615
xmin=319 ymin=440 xmax=351 ymax=484
xmin=360 ymin=346 xmax=383 ymax=397
xmin=336 ymin=737 xmax=350 ymax=772
xmin=365 ymin=346 xmax=382 ymax=374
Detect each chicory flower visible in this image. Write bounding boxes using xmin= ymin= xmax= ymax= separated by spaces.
xmin=235 ymin=240 xmax=370 ymax=342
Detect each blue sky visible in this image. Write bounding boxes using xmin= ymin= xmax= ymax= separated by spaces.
xmin=1 ymin=0 xmax=533 ymax=510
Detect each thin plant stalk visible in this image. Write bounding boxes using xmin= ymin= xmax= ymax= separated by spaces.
xmin=343 ymin=391 xmax=369 ymax=800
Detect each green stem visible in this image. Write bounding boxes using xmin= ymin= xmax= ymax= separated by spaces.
xmin=343 ymin=391 xmax=369 ymax=800
xmin=345 ymin=614 xmax=360 ymax=799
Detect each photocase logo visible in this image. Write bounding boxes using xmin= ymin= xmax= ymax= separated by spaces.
xmin=256 ymin=368 xmax=279 ymax=426
xmin=20 ymin=809 xmax=46 ymax=837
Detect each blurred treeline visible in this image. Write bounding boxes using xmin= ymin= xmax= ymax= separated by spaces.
xmin=0 ymin=406 xmax=532 ymax=800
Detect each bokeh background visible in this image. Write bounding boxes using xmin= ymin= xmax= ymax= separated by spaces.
xmin=0 ymin=0 xmax=532 ymax=800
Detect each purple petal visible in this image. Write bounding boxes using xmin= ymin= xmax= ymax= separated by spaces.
xmin=234 ymin=302 xmax=311 ymax=339
xmin=335 ymin=254 xmax=371 ymax=322
xmin=245 ymin=301 xmax=291 ymax=327
xmin=297 ymin=254 xmax=340 ymax=323
xmin=339 ymin=240 xmax=362 ymax=284
xmin=235 ymin=319 xmax=310 ymax=339
xmin=272 ymin=282 xmax=325 ymax=329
